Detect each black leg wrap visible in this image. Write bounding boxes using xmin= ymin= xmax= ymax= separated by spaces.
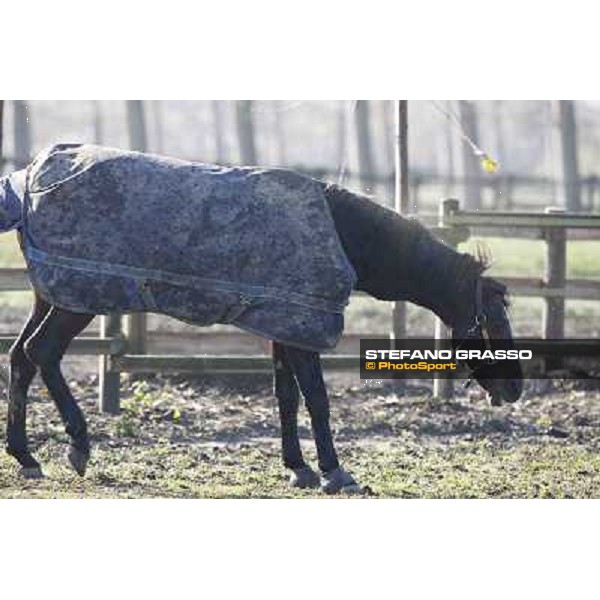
xmin=289 ymin=465 xmax=320 ymax=489
xmin=320 ymin=467 xmax=362 ymax=495
xmin=6 ymin=445 xmax=44 ymax=478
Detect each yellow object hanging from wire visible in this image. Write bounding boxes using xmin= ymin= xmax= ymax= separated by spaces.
xmin=480 ymin=153 xmax=499 ymax=174
xmin=431 ymin=101 xmax=500 ymax=175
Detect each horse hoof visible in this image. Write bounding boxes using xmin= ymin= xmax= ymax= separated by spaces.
xmin=67 ymin=446 xmax=89 ymax=477
xmin=19 ymin=466 xmax=45 ymax=479
xmin=289 ymin=466 xmax=320 ymax=489
xmin=487 ymin=393 xmax=503 ymax=407
xmin=321 ymin=467 xmax=362 ymax=495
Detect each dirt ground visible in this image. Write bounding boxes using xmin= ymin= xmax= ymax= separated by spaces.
xmin=1 ymin=365 xmax=599 ymax=498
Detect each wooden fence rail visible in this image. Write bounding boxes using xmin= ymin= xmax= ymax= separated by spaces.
xmin=1 ymin=199 xmax=598 ymax=411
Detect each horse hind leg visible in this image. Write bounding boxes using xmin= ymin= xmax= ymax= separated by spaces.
xmin=272 ymin=343 xmax=319 ymax=489
xmin=5 ymin=294 xmax=51 ymax=478
xmin=23 ymin=307 xmax=94 ymax=477
xmin=284 ymin=345 xmax=361 ymax=494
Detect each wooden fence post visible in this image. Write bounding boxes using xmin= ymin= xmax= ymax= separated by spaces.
xmin=98 ymin=313 xmax=122 ymax=414
xmin=543 ymin=207 xmax=566 ymax=370
xmin=433 ymin=198 xmax=459 ymax=399
xmin=124 ymin=100 xmax=148 ymax=355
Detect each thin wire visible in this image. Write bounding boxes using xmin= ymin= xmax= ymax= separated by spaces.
xmin=430 ymin=100 xmax=486 ymax=157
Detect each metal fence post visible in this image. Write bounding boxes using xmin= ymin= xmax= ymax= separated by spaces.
xmin=433 ymin=198 xmax=459 ymax=399
xmin=391 ymin=100 xmax=409 ymax=341
xmin=13 ymin=100 xmax=31 ymax=169
xmin=543 ymin=207 xmax=566 ymax=370
xmin=355 ymin=100 xmax=376 ymax=194
xmin=98 ymin=313 xmax=122 ymax=414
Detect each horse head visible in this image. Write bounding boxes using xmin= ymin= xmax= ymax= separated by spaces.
xmin=452 ymin=275 xmax=523 ymax=406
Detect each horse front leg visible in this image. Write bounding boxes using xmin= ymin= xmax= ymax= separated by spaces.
xmin=23 ymin=307 xmax=94 ymax=477
xmin=284 ymin=346 xmax=361 ymax=494
xmin=5 ymin=294 xmax=51 ymax=478
xmin=272 ymin=343 xmax=319 ymax=489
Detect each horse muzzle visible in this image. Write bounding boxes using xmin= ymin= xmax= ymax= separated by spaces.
xmin=486 ymin=377 xmax=523 ymax=405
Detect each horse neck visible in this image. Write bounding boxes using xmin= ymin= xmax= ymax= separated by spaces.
xmin=325 ymin=184 xmax=481 ymax=329
xmin=394 ymin=229 xmax=481 ymax=329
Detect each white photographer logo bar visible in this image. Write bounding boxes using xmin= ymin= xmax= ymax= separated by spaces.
xmin=364 ymin=349 xmax=533 ymax=361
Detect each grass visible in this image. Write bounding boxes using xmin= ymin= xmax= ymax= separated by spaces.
xmin=2 ymin=431 xmax=599 ymax=499
xmin=0 ymin=231 xmax=24 ymax=268
xmin=460 ymin=237 xmax=600 ymax=279
xmin=1 ymin=377 xmax=599 ymax=499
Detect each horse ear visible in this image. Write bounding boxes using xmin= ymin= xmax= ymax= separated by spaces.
xmin=473 ymin=240 xmax=493 ymax=270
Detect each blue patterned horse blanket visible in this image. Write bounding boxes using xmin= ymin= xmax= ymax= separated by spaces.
xmin=0 ymin=143 xmax=356 ymax=351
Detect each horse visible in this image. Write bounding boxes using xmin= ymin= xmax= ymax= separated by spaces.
xmin=0 ymin=144 xmax=523 ymax=493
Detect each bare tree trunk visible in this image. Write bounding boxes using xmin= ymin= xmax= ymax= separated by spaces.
xmin=556 ymin=100 xmax=581 ymax=212
xmin=336 ymin=101 xmax=348 ymax=182
xmin=354 ymin=100 xmax=376 ymax=194
xmin=381 ymin=100 xmax=395 ymax=200
xmin=235 ymin=100 xmax=257 ymax=164
xmin=543 ymin=100 xmax=555 ymax=193
xmin=126 ymin=100 xmax=148 ymax=152
xmin=0 ymin=100 xmax=4 ymax=170
xmin=271 ymin=101 xmax=287 ymax=166
xmin=92 ymin=101 xmax=103 ymax=144
xmin=444 ymin=100 xmax=456 ymax=198
xmin=395 ymin=101 xmax=410 ymax=214
xmin=492 ymin=100 xmax=506 ymax=167
xmin=492 ymin=100 xmax=508 ymax=208
xmin=152 ymin=100 xmax=164 ymax=153
xmin=13 ymin=100 xmax=31 ymax=169
xmin=211 ymin=101 xmax=225 ymax=164
xmin=458 ymin=100 xmax=482 ymax=210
